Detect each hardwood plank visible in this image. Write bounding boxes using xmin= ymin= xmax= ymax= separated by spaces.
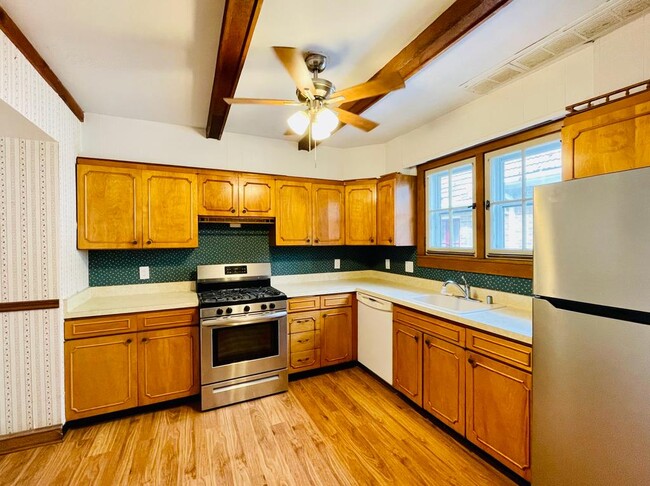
xmin=206 ymin=0 xmax=264 ymax=139
xmin=298 ymin=0 xmax=511 ymax=149
xmin=0 ymin=7 xmax=84 ymax=121
xmin=0 ymin=368 xmax=516 ymax=485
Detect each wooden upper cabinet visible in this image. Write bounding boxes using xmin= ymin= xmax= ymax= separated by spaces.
xmin=377 ymin=173 xmax=415 ymax=246
xmin=142 ymin=170 xmax=198 ymax=248
xmin=198 ymin=172 xmax=238 ymax=216
xmin=345 ymin=181 xmax=377 ymax=245
xmin=312 ymin=183 xmax=345 ymax=246
xmin=393 ymin=321 xmax=423 ymax=407
xmin=563 ymin=90 xmax=650 ymax=180
xmin=275 ymin=180 xmax=312 ymax=245
xmin=77 ymin=164 xmax=142 ymax=249
xmin=239 ymin=175 xmax=275 ymax=217
xmin=320 ymin=307 xmax=353 ymax=367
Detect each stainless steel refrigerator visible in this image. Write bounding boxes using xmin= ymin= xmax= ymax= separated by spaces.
xmin=532 ymin=167 xmax=650 ymax=484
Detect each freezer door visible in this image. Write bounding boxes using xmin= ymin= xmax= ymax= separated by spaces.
xmin=532 ymin=298 xmax=650 ymax=485
xmin=533 ymin=167 xmax=650 ymax=313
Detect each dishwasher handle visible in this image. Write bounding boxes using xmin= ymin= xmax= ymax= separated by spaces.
xmin=357 ymin=292 xmax=393 ymax=312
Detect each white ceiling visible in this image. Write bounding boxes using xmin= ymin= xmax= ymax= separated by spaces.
xmin=0 ymin=0 xmax=616 ymax=147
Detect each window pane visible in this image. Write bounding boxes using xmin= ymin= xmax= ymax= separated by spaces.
xmin=451 ymin=164 xmax=473 ymax=207
xmin=524 ymin=201 xmax=533 ymax=251
xmin=427 ymin=171 xmax=449 ymax=210
xmin=490 ymin=202 xmax=523 ymax=250
xmin=428 ymin=212 xmax=451 ymax=248
xmin=451 ymin=208 xmax=474 ymax=249
xmin=490 ymin=150 xmax=522 ymax=201
xmin=524 ymin=140 xmax=562 ymax=198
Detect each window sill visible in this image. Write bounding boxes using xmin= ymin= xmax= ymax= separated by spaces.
xmin=417 ymin=254 xmax=532 ymax=279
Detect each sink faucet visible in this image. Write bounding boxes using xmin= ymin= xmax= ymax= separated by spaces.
xmin=441 ymin=276 xmax=476 ymax=300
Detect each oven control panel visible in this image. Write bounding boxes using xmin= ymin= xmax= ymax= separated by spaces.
xmin=225 ymin=265 xmax=248 ymax=275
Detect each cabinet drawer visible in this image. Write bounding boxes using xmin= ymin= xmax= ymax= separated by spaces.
xmin=290 ymin=330 xmax=321 ymax=353
xmin=320 ymin=293 xmax=352 ymax=309
xmin=288 ymin=310 xmax=321 ymax=333
xmin=394 ymin=306 xmax=465 ymax=346
xmin=287 ymin=296 xmax=320 ymax=312
xmin=466 ymin=329 xmax=532 ymax=372
xmin=65 ymin=313 xmax=137 ymax=340
xmin=290 ymin=349 xmax=321 ymax=373
xmin=137 ymin=308 xmax=198 ymax=331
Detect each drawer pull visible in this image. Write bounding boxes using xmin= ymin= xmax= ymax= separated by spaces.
xmin=230 ymin=208 xmax=236 ymax=213
xmin=296 ymin=358 xmax=312 ymax=363
xmin=297 ymin=339 xmax=310 ymax=344
xmin=125 ymin=338 xmax=132 ymax=345
xmin=468 ymin=357 xmax=477 ymax=368
xmin=294 ymin=319 xmax=311 ymax=324
xmin=142 ymin=337 xmax=149 ymax=344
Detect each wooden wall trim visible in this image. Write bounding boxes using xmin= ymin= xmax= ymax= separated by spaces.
xmin=0 ymin=299 xmax=59 ymax=313
xmin=0 ymin=7 xmax=84 ymax=122
xmin=206 ymin=0 xmax=264 ymax=140
xmin=0 ymin=425 xmax=63 ymax=455
xmin=298 ymin=0 xmax=512 ymax=150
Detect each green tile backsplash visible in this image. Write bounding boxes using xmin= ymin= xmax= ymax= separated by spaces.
xmin=88 ymin=224 xmax=532 ymax=295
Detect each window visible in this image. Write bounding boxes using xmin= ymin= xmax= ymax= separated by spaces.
xmin=425 ymin=159 xmax=475 ymax=254
xmin=486 ymin=135 xmax=562 ymax=256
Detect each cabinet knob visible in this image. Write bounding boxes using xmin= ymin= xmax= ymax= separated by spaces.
xmin=306 ymin=238 xmax=310 ymax=243
xmin=425 ymin=339 xmax=431 ymax=346
xmin=370 ymin=237 xmax=374 ymax=243
xmin=146 ymin=240 xmax=152 ymax=245
xmin=414 ymin=335 xmax=419 ymax=342
xmin=314 ymin=239 xmax=319 ymax=243
xmin=388 ymin=237 xmax=393 ymax=243
xmin=242 ymin=209 xmax=247 ymax=214
xmin=322 ymin=313 xmax=327 ymax=318
xmin=468 ymin=357 xmax=477 ymax=368
xmin=125 ymin=338 xmax=132 ymax=345
xmin=231 ymin=208 xmax=236 ymax=213
xmin=142 ymin=337 xmax=149 ymax=344
xmin=132 ymin=240 xmax=138 ymax=245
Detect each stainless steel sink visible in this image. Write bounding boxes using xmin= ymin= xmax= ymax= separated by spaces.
xmin=411 ymin=294 xmax=504 ymax=314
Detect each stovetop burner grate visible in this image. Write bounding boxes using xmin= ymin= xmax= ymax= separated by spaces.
xmin=198 ymin=286 xmax=285 ymax=306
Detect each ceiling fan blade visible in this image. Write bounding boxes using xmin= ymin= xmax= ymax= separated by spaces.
xmin=328 ymin=72 xmax=405 ymax=104
xmin=272 ymin=46 xmax=316 ymax=100
xmin=224 ymin=97 xmax=302 ymax=106
xmin=332 ymin=108 xmax=379 ymax=132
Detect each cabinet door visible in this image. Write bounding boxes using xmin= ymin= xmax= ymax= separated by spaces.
xmin=345 ymin=182 xmax=376 ymax=245
xmin=138 ymin=326 xmax=200 ymax=406
xmin=312 ymin=183 xmax=345 ymax=245
xmin=466 ymin=351 xmax=532 ymax=481
xmin=142 ymin=170 xmax=198 ymax=248
xmin=393 ymin=322 xmax=422 ymax=406
xmin=65 ymin=334 xmax=138 ymax=420
xmin=320 ymin=307 xmax=352 ymax=367
xmin=77 ymin=164 xmax=142 ymax=249
xmin=275 ymin=180 xmax=312 ymax=245
xmin=239 ymin=176 xmax=275 ymax=217
xmin=376 ymin=178 xmax=395 ymax=245
xmin=423 ymin=335 xmax=465 ymax=435
xmin=198 ymin=172 xmax=238 ymax=216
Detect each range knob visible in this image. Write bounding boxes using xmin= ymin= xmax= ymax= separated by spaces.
xmin=216 ymin=308 xmax=224 ymax=316
xmin=261 ymin=304 xmax=267 ymax=310
xmin=269 ymin=303 xmax=276 ymax=309
xmin=226 ymin=307 xmax=233 ymax=314
xmin=244 ymin=305 xmax=250 ymax=312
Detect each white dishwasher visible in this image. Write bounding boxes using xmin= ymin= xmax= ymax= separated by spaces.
xmin=357 ymin=292 xmax=393 ymax=384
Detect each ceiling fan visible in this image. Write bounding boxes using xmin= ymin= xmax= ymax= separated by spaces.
xmin=224 ymin=47 xmax=405 ymax=148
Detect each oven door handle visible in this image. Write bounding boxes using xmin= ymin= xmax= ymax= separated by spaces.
xmin=201 ymin=310 xmax=287 ymax=328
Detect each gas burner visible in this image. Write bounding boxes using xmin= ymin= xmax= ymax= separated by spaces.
xmin=198 ymin=286 xmax=285 ymax=307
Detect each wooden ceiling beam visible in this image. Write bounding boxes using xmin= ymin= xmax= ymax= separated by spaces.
xmin=206 ymin=0 xmax=264 ymax=140
xmin=298 ymin=0 xmax=511 ymax=150
xmin=0 ymin=7 xmax=84 ymax=122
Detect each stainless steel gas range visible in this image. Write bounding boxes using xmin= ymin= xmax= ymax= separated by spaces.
xmin=197 ymin=263 xmax=288 ymax=410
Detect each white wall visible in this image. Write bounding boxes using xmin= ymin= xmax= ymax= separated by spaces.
xmin=385 ymin=13 xmax=650 ymax=171
xmin=81 ymin=113 xmax=388 ymax=180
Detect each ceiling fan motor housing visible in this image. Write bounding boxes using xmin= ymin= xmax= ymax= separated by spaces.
xmin=296 ymin=77 xmax=335 ymax=102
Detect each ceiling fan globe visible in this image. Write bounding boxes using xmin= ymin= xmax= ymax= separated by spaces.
xmin=316 ymin=108 xmax=339 ymax=133
xmin=287 ymin=110 xmax=309 ymax=135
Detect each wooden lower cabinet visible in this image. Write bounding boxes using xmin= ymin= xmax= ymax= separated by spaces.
xmin=65 ymin=308 xmax=199 ymax=420
xmin=393 ymin=322 xmax=422 ymax=406
xmin=466 ymin=351 xmax=532 ymax=481
xmin=138 ymin=326 xmax=199 ymax=406
xmin=423 ymin=335 xmax=465 ymax=435
xmin=65 ymin=333 xmax=138 ymax=420
xmin=288 ymin=294 xmax=353 ymax=373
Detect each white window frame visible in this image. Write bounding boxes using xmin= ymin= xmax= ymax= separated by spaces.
xmin=425 ymin=157 xmax=476 ymax=255
xmin=485 ymin=133 xmax=561 ymax=257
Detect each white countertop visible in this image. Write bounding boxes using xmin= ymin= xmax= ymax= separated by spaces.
xmin=271 ymin=273 xmax=532 ymax=344
xmin=64 ymin=271 xmax=532 ymax=344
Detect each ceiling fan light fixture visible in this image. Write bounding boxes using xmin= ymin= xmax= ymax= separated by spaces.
xmin=315 ymin=107 xmax=339 ymax=133
xmin=287 ymin=110 xmax=309 ymax=135
xmin=311 ymin=120 xmax=332 ymax=141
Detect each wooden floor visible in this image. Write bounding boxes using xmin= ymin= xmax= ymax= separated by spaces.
xmin=0 ymin=367 xmax=516 ymax=485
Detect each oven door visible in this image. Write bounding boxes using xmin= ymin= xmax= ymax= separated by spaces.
xmin=201 ymin=310 xmax=287 ymax=384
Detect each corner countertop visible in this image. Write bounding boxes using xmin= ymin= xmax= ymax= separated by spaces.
xmin=271 ymin=272 xmax=532 ymax=344
xmin=64 ymin=281 xmax=198 ymax=319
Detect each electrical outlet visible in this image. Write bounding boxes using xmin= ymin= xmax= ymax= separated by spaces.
xmin=405 ymin=261 xmax=414 ymax=273
xmin=385 ymin=259 xmax=391 ymax=269
xmin=334 ymin=259 xmax=341 ymax=269
xmin=139 ymin=266 xmax=150 ymax=280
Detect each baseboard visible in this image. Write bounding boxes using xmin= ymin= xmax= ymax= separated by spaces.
xmin=0 ymin=425 xmax=63 ymax=455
